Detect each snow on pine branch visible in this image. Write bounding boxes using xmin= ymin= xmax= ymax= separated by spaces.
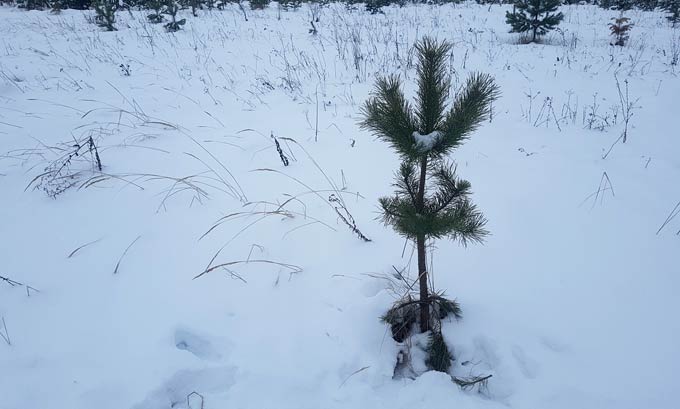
xmin=413 ymin=131 xmax=442 ymax=152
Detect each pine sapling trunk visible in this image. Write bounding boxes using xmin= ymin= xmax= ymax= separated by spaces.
xmin=416 ymin=156 xmax=430 ymax=333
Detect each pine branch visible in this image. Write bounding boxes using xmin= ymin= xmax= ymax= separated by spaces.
xmin=425 ymin=330 xmax=452 ymax=372
xmin=379 ymin=189 xmax=487 ymax=244
xmin=378 ymin=195 xmax=413 ymax=232
xmin=439 ymin=200 xmax=489 ymax=246
xmin=427 ymin=163 xmax=472 ymax=214
xmin=395 ymin=162 xmax=419 ymax=206
xmin=437 ymin=73 xmax=499 ymax=155
xmin=415 ymin=37 xmax=452 ymax=134
xmin=360 ymin=76 xmax=419 ymax=160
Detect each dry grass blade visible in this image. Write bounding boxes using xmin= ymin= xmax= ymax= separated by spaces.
xmin=67 ymin=238 xmax=103 ymax=258
xmin=199 ymin=202 xmax=337 ymax=244
xmin=80 ymin=173 xmax=146 ymax=191
xmin=193 ymin=259 xmax=303 ymax=280
xmin=253 ymin=168 xmax=335 ymax=212
xmin=180 ymin=130 xmax=247 ymax=203
xmin=1 ymin=317 xmax=10 ymax=346
xmin=113 ymin=235 xmax=142 ymax=275
xmin=339 ymin=366 xmax=370 ymax=388
xmin=656 ymin=201 xmax=680 ymax=235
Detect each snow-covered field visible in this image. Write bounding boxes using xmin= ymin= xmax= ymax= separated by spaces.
xmin=1 ymin=3 xmax=679 ymax=409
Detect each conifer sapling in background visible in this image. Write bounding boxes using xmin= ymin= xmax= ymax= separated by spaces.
xmin=609 ymin=14 xmax=633 ymax=46
xmin=147 ymin=0 xmax=165 ymax=23
xmin=181 ymin=0 xmax=204 ymax=17
xmin=163 ymin=0 xmax=186 ymax=32
xmin=361 ymin=38 xmax=499 ymax=373
xmin=94 ymin=0 xmax=119 ymax=31
xmin=506 ymin=0 xmax=564 ymax=43
xmin=121 ymin=0 xmax=142 ymax=11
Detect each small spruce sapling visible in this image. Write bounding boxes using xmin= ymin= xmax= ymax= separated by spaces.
xmin=609 ymin=15 xmax=632 ymax=47
xmin=94 ymin=0 xmax=119 ymax=31
xmin=506 ymin=0 xmax=564 ymax=43
xmin=361 ymin=37 xmax=498 ymax=371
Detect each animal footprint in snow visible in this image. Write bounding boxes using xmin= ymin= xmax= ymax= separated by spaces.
xmin=472 ymin=335 xmax=501 ymax=368
xmin=539 ymin=335 xmax=568 ymax=353
xmin=132 ymin=366 xmax=237 ymax=409
xmin=511 ymin=345 xmax=539 ymax=379
xmin=174 ymin=328 xmax=224 ymax=361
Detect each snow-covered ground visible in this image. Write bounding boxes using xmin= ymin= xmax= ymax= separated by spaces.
xmin=1 ymin=3 xmax=679 ymax=409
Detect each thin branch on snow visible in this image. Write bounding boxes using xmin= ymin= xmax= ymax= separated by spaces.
xmin=1 ymin=275 xmax=39 ymax=297
xmin=1 ymin=317 xmax=10 ymax=346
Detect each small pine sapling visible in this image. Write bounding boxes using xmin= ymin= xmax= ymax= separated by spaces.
xmin=163 ymin=0 xmax=186 ymax=32
xmin=506 ymin=0 xmax=564 ymax=43
xmin=362 ymin=37 xmax=499 ymax=372
xmin=609 ymin=15 xmax=632 ymax=46
xmin=94 ymin=0 xmax=119 ymax=31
